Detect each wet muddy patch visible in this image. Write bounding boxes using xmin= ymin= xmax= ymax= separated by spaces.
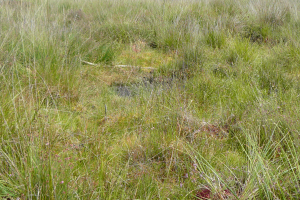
xmin=112 ymin=75 xmax=185 ymax=98
xmin=115 ymin=85 xmax=135 ymax=97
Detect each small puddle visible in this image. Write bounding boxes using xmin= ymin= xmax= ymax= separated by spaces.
xmin=113 ymin=77 xmax=185 ymax=98
xmin=116 ymin=85 xmax=134 ymax=97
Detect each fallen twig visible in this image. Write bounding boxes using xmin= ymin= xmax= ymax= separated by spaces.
xmin=81 ymin=60 xmax=98 ymax=66
xmin=81 ymin=60 xmax=156 ymax=70
xmin=114 ymin=65 xmax=156 ymax=70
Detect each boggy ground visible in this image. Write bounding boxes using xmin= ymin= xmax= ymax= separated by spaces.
xmin=1 ymin=0 xmax=300 ymax=199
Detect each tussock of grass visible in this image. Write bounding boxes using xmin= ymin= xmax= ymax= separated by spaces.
xmin=1 ymin=0 xmax=300 ymax=199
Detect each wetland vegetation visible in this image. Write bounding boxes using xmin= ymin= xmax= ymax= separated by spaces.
xmin=1 ymin=0 xmax=300 ymax=199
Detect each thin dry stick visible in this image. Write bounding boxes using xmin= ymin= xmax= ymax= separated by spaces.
xmin=81 ymin=60 xmax=157 ymax=70
xmin=81 ymin=60 xmax=97 ymax=66
xmin=115 ymin=65 xmax=156 ymax=70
